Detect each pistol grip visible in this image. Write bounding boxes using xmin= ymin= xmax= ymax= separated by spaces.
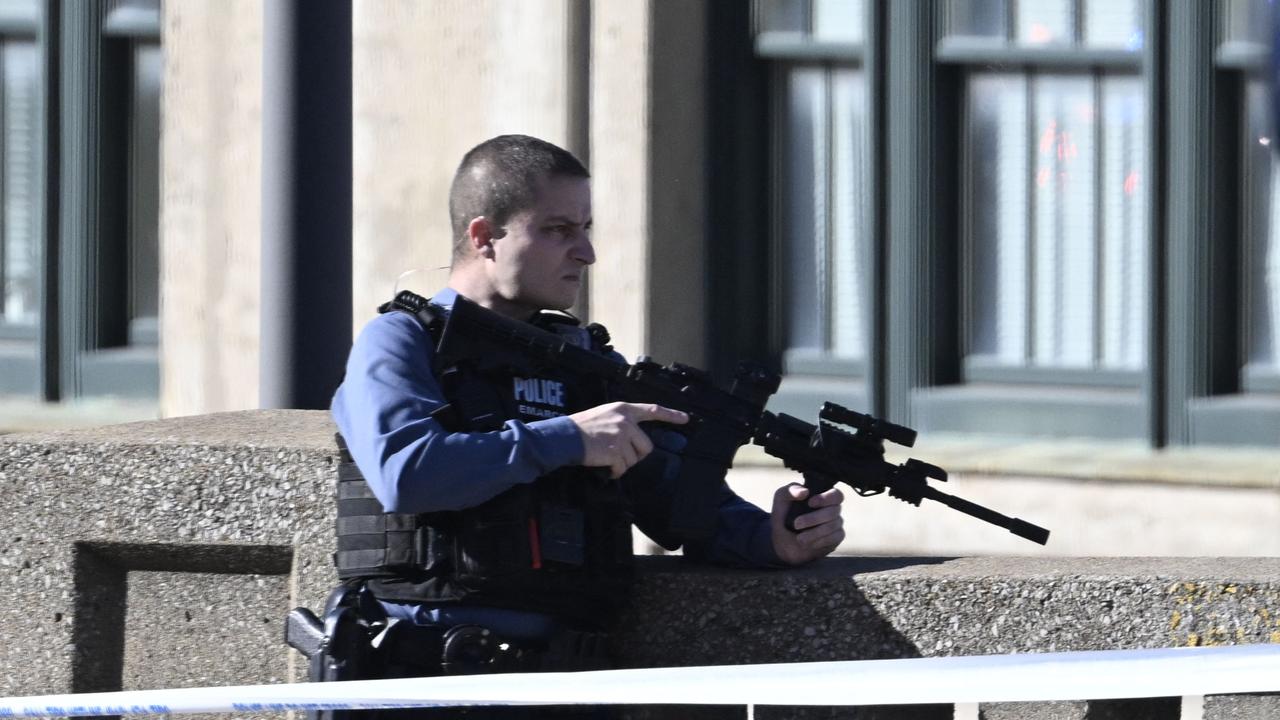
xmin=784 ymin=497 xmax=809 ymax=533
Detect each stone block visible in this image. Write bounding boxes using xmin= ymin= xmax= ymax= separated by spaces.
xmin=1 ymin=411 xmax=1277 ymax=720
xmin=1203 ymin=692 xmax=1280 ymax=720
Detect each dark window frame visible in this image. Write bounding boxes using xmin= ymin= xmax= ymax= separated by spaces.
xmin=716 ymin=0 xmax=1277 ymax=446
xmin=54 ymin=0 xmax=160 ymax=400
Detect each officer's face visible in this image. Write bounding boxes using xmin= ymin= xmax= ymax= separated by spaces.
xmin=491 ymin=175 xmax=594 ymax=313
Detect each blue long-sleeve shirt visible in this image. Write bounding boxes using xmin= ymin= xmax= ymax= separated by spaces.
xmin=331 ymin=288 xmax=782 ymax=570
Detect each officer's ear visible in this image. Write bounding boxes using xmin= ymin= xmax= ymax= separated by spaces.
xmin=466 ymin=216 xmax=506 ymax=260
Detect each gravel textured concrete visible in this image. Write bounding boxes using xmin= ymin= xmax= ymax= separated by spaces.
xmin=1 ymin=411 xmax=1277 ymax=720
xmin=0 ymin=410 xmax=337 ymax=716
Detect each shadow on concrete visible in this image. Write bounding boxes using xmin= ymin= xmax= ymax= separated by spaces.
xmin=619 ymin=556 xmax=957 ymax=720
xmin=70 ymin=541 xmax=293 ymax=697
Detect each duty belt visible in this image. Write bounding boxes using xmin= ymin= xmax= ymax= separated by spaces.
xmin=376 ymin=621 xmax=613 ymax=677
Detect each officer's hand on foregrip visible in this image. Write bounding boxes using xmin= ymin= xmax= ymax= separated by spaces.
xmin=770 ymin=483 xmax=847 ymax=566
xmin=569 ymin=402 xmax=689 ymax=479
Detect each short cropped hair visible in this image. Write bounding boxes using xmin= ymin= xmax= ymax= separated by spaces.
xmin=448 ymin=135 xmax=589 ymax=263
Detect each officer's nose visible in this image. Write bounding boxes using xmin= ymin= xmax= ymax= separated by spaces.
xmin=572 ymin=233 xmax=595 ymax=266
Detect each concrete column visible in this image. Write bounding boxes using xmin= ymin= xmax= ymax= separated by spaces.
xmin=160 ymin=0 xmax=264 ymax=417
xmin=350 ymin=0 xmax=581 ymax=332
xmin=590 ymin=0 xmax=708 ymax=366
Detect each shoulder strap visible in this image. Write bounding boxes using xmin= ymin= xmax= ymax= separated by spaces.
xmin=378 ymin=289 xmax=447 ymax=347
xmin=377 ymin=289 xmax=430 ymax=315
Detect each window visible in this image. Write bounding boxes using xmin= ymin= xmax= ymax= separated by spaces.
xmin=0 ymin=1 xmax=41 ymax=395
xmin=950 ymin=1 xmax=1148 ymax=386
xmin=1242 ymin=81 xmax=1280 ymax=392
xmin=126 ymin=41 xmax=161 ymax=347
xmin=965 ymin=73 xmax=1147 ymax=380
xmin=885 ymin=0 xmax=1157 ymax=440
xmin=1228 ymin=1 xmax=1280 ymax=394
xmin=719 ymin=1 xmax=1278 ymax=446
xmin=85 ymin=2 xmax=161 ymax=381
xmin=0 ymin=0 xmax=161 ymax=402
xmin=778 ymin=67 xmax=868 ymax=367
xmin=1184 ymin=0 xmax=1280 ymax=444
xmin=755 ymin=0 xmax=875 ymax=417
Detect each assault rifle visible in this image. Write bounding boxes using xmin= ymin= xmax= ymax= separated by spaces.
xmin=415 ymin=292 xmax=1049 ymax=546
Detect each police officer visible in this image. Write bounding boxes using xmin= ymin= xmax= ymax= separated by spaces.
xmin=329 ymin=135 xmax=846 ymax=711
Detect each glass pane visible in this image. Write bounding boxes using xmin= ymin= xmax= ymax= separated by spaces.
xmin=782 ymin=67 xmax=825 ymax=352
xmin=812 ymin=0 xmax=864 ymax=42
xmin=1098 ymin=76 xmax=1146 ymax=370
xmin=1083 ymin=0 xmax=1143 ymax=51
xmin=1015 ymin=0 xmax=1072 ymax=46
xmin=1224 ymin=0 xmax=1271 ymax=45
xmin=947 ymin=0 xmax=1007 ymax=39
xmin=1 ymin=41 xmax=39 ymax=328
xmin=829 ymin=69 xmax=866 ymax=360
xmin=969 ymin=74 xmax=1029 ymax=364
xmin=1246 ymin=82 xmax=1280 ymax=372
xmin=758 ymin=0 xmax=806 ymax=34
xmin=1031 ymin=76 xmax=1096 ymax=368
xmin=129 ymin=42 xmax=161 ymax=332
xmin=0 ymin=0 xmax=38 ymax=26
xmin=0 ymin=37 xmax=41 ymax=396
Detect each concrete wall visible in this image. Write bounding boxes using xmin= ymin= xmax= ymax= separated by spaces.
xmin=351 ymin=0 xmax=586 ymax=333
xmin=590 ymin=0 xmax=708 ymax=367
xmin=160 ymin=0 xmax=264 ymax=417
xmin=355 ymin=0 xmax=710 ymax=363
xmin=158 ymin=0 xmax=712 ymax=418
xmin=0 ymin=412 xmax=1277 ymax=720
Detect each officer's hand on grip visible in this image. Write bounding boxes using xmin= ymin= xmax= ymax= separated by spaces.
xmin=570 ymin=402 xmax=689 ymax=479
xmin=769 ymin=484 xmax=846 ymax=565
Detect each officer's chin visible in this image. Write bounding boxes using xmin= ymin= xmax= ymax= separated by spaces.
xmin=545 ymin=287 xmax=580 ymax=312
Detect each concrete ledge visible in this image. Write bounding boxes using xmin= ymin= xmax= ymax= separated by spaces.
xmin=1 ymin=411 xmax=1277 ymax=720
xmin=616 ymin=556 xmax=1280 ymax=666
xmin=0 ymin=411 xmax=337 ymax=701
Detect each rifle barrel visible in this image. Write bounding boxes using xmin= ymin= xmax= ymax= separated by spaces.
xmin=922 ymin=485 xmax=1050 ymax=545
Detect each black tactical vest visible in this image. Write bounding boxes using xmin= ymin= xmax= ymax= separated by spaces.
xmin=333 ymin=292 xmax=634 ymax=629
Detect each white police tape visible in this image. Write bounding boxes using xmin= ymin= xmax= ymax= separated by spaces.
xmin=2 ymin=644 xmax=1278 ymax=717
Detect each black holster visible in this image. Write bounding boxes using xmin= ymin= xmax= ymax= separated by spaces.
xmin=286 ymin=584 xmax=615 ymax=719
xmin=286 ymin=584 xmax=387 ymax=720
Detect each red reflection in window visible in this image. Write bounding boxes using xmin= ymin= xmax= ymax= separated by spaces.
xmin=1036 ymin=120 xmax=1079 ymax=190
xmin=1028 ymin=23 xmax=1053 ymax=43
xmin=1036 ymin=168 xmax=1072 ymax=189
xmin=1038 ymin=122 xmax=1057 ymax=153
xmin=1038 ymin=121 xmax=1078 ymax=161
xmin=1123 ymin=170 xmax=1140 ymax=196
